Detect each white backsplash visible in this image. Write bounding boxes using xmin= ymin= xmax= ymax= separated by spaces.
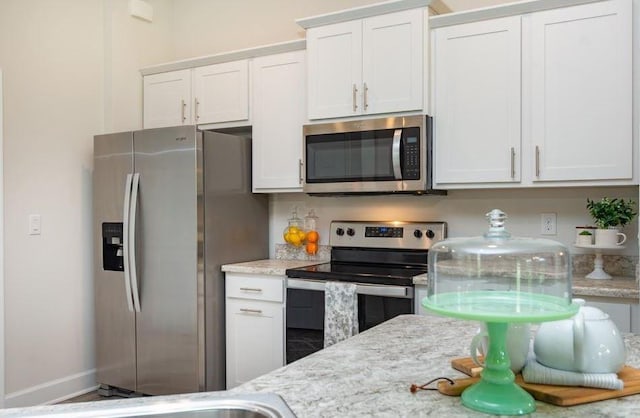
xmin=268 ymin=186 xmax=639 ymax=261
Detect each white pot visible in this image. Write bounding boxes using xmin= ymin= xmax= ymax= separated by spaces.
xmin=594 ymin=228 xmax=626 ymax=247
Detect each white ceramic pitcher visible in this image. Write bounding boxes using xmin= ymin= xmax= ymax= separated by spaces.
xmin=533 ymin=301 xmax=626 ymax=373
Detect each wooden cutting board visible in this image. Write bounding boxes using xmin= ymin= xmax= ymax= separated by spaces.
xmin=446 ymin=357 xmax=640 ymax=406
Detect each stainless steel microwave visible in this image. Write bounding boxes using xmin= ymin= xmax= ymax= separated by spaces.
xmin=302 ymin=115 xmax=445 ymax=195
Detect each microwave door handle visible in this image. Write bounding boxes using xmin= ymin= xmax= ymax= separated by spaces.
xmin=392 ymin=129 xmax=402 ymax=180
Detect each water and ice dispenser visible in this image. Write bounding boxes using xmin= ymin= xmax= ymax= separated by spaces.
xmin=102 ymin=222 xmax=124 ymax=271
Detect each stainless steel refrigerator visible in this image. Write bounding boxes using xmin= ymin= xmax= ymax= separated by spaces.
xmin=93 ymin=125 xmax=268 ymax=395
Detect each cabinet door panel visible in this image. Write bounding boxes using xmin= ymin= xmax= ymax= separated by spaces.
xmin=363 ymin=9 xmax=423 ymax=115
xmin=252 ymin=51 xmax=306 ymax=192
xmin=307 ymin=21 xmax=362 ymax=119
xmin=529 ymin=0 xmax=632 ymax=182
xmin=584 ymin=299 xmax=631 ymax=333
xmin=193 ymin=60 xmax=249 ymax=124
xmin=143 ymin=70 xmax=191 ymax=129
xmin=433 ymin=16 xmax=521 ymax=185
xmin=226 ymin=299 xmax=284 ymax=388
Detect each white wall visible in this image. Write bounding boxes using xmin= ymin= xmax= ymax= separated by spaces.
xmin=0 ymin=0 xmax=174 ymax=407
xmin=169 ymin=0 xmax=388 ymax=59
xmin=0 ymin=69 xmax=5 ymax=408
xmin=0 ymin=0 xmax=103 ymax=404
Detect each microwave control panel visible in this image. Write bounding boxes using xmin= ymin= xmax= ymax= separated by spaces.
xmin=402 ymin=127 xmax=420 ymax=180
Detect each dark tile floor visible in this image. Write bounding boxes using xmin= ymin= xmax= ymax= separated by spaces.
xmin=58 ymin=391 xmax=127 ymax=404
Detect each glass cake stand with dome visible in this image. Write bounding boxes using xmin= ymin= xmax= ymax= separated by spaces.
xmin=422 ymin=209 xmax=580 ymax=415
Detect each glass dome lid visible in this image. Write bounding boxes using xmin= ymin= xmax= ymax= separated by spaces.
xmin=423 ymin=209 xmax=578 ymax=322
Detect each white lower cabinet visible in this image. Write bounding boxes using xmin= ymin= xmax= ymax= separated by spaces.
xmin=582 ymin=297 xmax=635 ymax=334
xmin=225 ymin=274 xmax=284 ymax=389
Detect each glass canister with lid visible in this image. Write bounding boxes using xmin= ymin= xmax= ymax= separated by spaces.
xmin=424 ymin=209 xmax=577 ymax=323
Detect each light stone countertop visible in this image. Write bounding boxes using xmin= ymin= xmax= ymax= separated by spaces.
xmin=221 ymin=259 xmax=323 ymax=276
xmin=230 ymin=314 xmax=640 ymax=417
xmin=414 ymin=273 xmax=639 ymax=302
xmin=224 ymin=260 xmax=638 ymax=302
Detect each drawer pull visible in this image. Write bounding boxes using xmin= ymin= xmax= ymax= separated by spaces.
xmin=240 ymin=287 xmax=263 ymax=293
xmin=240 ymin=308 xmax=263 ymax=314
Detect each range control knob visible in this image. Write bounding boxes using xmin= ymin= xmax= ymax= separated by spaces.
xmin=425 ymin=229 xmax=435 ymax=239
xmin=336 ymin=227 xmax=345 ymax=236
xmin=413 ymin=229 xmax=423 ymax=238
xmin=346 ymin=228 xmax=355 ymax=237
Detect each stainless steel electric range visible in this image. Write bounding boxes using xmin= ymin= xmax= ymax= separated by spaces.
xmin=285 ymin=220 xmax=447 ymax=364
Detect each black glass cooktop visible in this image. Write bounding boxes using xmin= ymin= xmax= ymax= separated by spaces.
xmin=285 ymin=262 xmax=426 ymax=287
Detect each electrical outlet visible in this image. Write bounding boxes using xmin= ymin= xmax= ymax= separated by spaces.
xmin=541 ymin=213 xmax=556 ymax=235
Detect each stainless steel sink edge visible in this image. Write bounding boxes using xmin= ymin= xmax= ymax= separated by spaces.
xmin=0 ymin=393 xmax=297 ymax=418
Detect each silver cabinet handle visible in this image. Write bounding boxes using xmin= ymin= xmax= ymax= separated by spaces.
xmin=240 ymin=308 xmax=263 ymax=314
xmin=181 ymin=99 xmax=187 ymax=123
xmin=510 ymin=147 xmax=516 ymax=179
xmin=363 ymin=82 xmax=369 ymax=111
xmin=298 ymin=159 xmax=304 ymax=185
xmin=535 ymin=145 xmax=540 ymax=177
xmin=392 ymin=129 xmax=402 ymax=180
xmin=352 ymin=84 xmax=358 ymax=112
xmin=240 ymin=287 xmax=263 ymax=293
xmin=194 ymin=98 xmax=200 ymax=121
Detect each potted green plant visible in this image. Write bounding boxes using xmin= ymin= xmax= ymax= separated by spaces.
xmin=576 ymin=229 xmax=593 ymax=246
xmin=586 ymin=198 xmax=637 ymax=246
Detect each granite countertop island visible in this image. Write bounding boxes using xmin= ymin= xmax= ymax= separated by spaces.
xmin=229 ymin=314 xmax=640 ymax=417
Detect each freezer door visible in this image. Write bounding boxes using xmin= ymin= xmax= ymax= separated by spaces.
xmin=93 ymin=132 xmax=136 ymax=391
xmin=133 ymin=126 xmax=202 ymax=395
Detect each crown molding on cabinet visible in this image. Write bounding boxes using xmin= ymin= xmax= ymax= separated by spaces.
xmin=296 ymin=0 xmax=432 ymax=29
xmin=140 ymin=39 xmax=306 ymax=76
xmin=430 ymin=0 xmax=603 ymax=28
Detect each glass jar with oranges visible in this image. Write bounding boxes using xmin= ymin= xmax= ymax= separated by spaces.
xmin=304 ymin=210 xmax=320 ymax=255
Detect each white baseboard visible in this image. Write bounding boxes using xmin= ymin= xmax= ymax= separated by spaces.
xmin=4 ymin=369 xmax=98 ymax=408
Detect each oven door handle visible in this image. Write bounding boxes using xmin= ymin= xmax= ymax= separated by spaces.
xmin=357 ymin=283 xmax=414 ymax=299
xmin=286 ymin=278 xmax=413 ymax=299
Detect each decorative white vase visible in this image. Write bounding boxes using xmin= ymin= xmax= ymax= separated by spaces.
xmin=594 ymin=228 xmax=626 ymax=247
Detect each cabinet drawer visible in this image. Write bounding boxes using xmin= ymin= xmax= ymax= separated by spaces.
xmin=225 ymin=274 xmax=284 ymax=302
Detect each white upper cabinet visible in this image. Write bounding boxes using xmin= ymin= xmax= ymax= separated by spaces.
xmin=431 ymin=0 xmax=633 ymax=188
xmin=433 ymin=16 xmax=522 ymax=185
xmin=527 ymin=0 xmax=632 ymax=183
xmin=252 ymin=50 xmax=307 ymax=193
xmin=143 ymin=60 xmax=249 ymax=129
xmin=193 ymin=60 xmax=249 ymax=125
xmin=306 ymin=8 xmax=424 ymax=120
xmin=362 ymin=10 xmax=424 ymax=115
xmin=143 ymin=69 xmax=192 ymax=129
xmin=307 ymin=21 xmax=362 ymax=119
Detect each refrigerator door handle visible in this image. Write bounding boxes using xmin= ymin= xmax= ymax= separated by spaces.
xmin=129 ymin=172 xmax=141 ymax=312
xmin=122 ymin=173 xmax=135 ymax=312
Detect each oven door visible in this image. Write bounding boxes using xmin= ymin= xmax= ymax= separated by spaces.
xmin=285 ymin=279 xmax=414 ymax=364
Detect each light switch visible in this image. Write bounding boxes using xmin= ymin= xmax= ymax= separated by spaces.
xmin=29 ymin=214 xmax=41 ymax=235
